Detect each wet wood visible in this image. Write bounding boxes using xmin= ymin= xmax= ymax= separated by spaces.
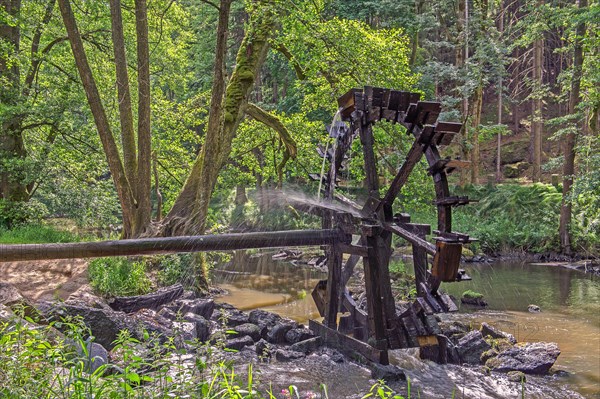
xmin=110 ymin=283 xmax=183 ymax=313
xmin=309 ymin=320 xmax=389 ymax=365
xmin=324 ymin=244 xmax=342 ymax=329
xmin=0 ymin=229 xmax=345 ymax=262
xmin=431 ymin=241 xmax=462 ymax=282
xmin=383 ymin=223 xmax=436 ymax=256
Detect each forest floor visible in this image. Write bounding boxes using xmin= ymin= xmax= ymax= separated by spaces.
xmin=0 ymin=259 xmax=88 ymax=302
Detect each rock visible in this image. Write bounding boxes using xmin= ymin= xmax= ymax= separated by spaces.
xmin=507 ymin=371 xmax=526 ymax=382
xmin=183 ymin=313 xmax=210 ymax=342
xmin=255 ymin=339 xmax=271 ymax=361
xmin=39 ymin=301 xmax=130 ymax=349
xmin=480 ymin=348 xmax=499 ymax=364
xmin=0 ymin=283 xmax=38 ymax=318
xmin=528 ymin=304 xmax=541 ymax=313
xmin=461 ymin=297 xmax=488 ymax=307
xmin=157 ymin=307 xmax=178 ymax=321
xmin=172 ymin=321 xmax=196 ymax=342
xmin=72 ymin=340 xmax=108 ymax=374
xmin=486 ymin=342 xmax=560 ymax=374
xmin=169 ymin=298 xmax=215 ymax=319
xmin=234 ymin=323 xmax=262 ymax=342
xmin=285 ymin=327 xmax=315 ymax=344
xmin=370 ymin=364 xmax=406 ymax=382
xmin=248 ymin=310 xmax=282 ymax=331
xmin=457 ymin=330 xmax=491 ymax=365
xmin=290 ymin=337 xmax=322 ymax=354
xmin=274 ymin=349 xmax=305 ymax=362
xmin=225 ymin=335 xmax=255 ymax=351
xmin=500 ymin=140 xmax=529 ymax=165
xmin=267 ymin=323 xmax=294 ymax=344
xmin=211 ymin=306 xmax=249 ymax=327
xmin=438 ymin=320 xmax=470 ymax=339
xmin=480 ymin=322 xmax=517 ymax=344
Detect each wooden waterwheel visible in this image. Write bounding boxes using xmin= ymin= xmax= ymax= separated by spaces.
xmin=303 ymin=87 xmax=475 ymax=365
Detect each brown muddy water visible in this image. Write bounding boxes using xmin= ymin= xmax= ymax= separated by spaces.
xmin=212 ymin=251 xmax=600 ymax=398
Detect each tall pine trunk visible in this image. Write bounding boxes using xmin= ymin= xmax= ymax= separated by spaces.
xmin=559 ymin=0 xmax=587 ymax=254
xmin=532 ymin=27 xmax=543 ymax=182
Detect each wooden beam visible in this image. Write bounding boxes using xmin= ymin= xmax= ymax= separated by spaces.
xmin=309 ymin=320 xmax=389 ymax=365
xmin=0 ymin=229 xmax=345 ymax=262
xmin=383 ymin=223 xmax=437 ymax=256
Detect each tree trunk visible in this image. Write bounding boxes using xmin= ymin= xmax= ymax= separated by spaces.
xmin=532 ymin=30 xmax=543 ymax=182
xmin=559 ymin=0 xmax=587 ymax=254
xmin=162 ymin=2 xmax=276 ymax=236
xmin=133 ymin=0 xmax=152 ymax=237
xmin=0 ymin=0 xmax=29 ymax=226
xmin=58 ymin=0 xmax=151 ymax=237
xmin=470 ymin=82 xmax=483 ymax=184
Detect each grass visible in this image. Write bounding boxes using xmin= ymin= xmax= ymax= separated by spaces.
xmin=0 ymin=224 xmax=81 ymax=244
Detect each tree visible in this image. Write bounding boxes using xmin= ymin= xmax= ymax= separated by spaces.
xmin=559 ymin=0 xmax=588 ymax=254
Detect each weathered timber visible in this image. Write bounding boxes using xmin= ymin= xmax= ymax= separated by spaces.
xmin=310 ymin=320 xmax=389 ymax=365
xmin=324 ymin=244 xmax=342 ymax=328
xmin=110 ymin=283 xmax=183 ymax=313
xmin=411 ymin=225 xmax=429 ymax=297
xmin=380 ymin=138 xmax=427 ymax=208
xmin=311 ymin=280 xmax=327 ymax=317
xmin=383 ymin=223 xmax=437 ymax=256
xmin=431 ymin=241 xmax=462 ymax=282
xmin=362 ymin=226 xmax=388 ymax=349
xmin=0 ymin=229 xmax=346 ymax=262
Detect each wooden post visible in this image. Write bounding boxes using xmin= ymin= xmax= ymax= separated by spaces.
xmin=409 ymin=224 xmax=431 ymax=296
xmin=362 ymin=225 xmax=388 ymax=350
xmin=324 ymin=243 xmax=342 ymax=329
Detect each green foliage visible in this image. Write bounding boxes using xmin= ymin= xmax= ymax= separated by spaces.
xmin=88 ymin=257 xmax=152 ymax=297
xmin=0 ymin=198 xmax=48 ymax=229
xmin=0 ymin=223 xmax=79 ymax=244
xmin=155 ymin=253 xmax=196 ymax=288
xmin=462 ymin=290 xmax=484 ymax=299
xmin=452 ymin=184 xmax=563 ymax=254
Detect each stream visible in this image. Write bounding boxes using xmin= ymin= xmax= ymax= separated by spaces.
xmin=212 ymin=250 xmax=600 ymax=398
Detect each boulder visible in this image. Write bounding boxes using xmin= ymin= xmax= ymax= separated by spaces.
xmin=480 ymin=322 xmax=517 ymax=344
xmin=285 ymin=327 xmax=315 ymax=344
xmin=275 ymin=349 xmax=305 ymax=362
xmin=183 ymin=313 xmax=210 ymax=342
xmin=234 ymin=323 xmax=262 ymax=342
xmin=507 ymin=371 xmax=526 ymax=382
xmin=70 ymin=340 xmax=108 ymax=374
xmin=225 ymin=335 xmax=255 ymax=351
xmin=255 ymin=338 xmax=271 ymax=361
xmin=169 ymin=298 xmax=214 ymax=320
xmin=248 ymin=310 xmax=282 ymax=331
xmin=486 ymin=342 xmax=560 ymax=374
xmin=290 ymin=337 xmax=321 ymax=354
xmin=39 ymin=301 xmax=130 ymax=349
xmin=0 ymin=282 xmax=37 ymax=318
xmin=370 ymin=364 xmax=406 ymax=382
xmin=267 ymin=323 xmax=294 ymax=344
xmin=457 ymin=330 xmax=491 ymax=364
xmin=172 ymin=321 xmax=196 ymax=342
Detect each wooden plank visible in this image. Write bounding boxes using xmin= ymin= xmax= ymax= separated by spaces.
xmin=359 ymin=122 xmax=380 ymax=195
xmin=431 ymin=241 xmax=462 ymax=282
xmin=419 ymin=283 xmax=444 ymax=313
xmin=311 ymin=280 xmax=327 ymax=317
xmin=398 ymin=91 xmax=411 ymax=112
xmin=0 ymin=229 xmax=345 ymax=263
xmin=423 ymin=315 xmax=442 ymax=335
xmin=338 ymin=243 xmax=369 ymax=257
xmin=324 ymin=244 xmax=342 ymax=328
xmin=362 ymin=227 xmax=388 ymax=350
xmin=409 ymin=92 xmax=421 ymax=104
xmin=438 ymin=293 xmax=459 ymax=312
xmin=380 ymin=139 xmax=426 ymax=208
xmin=383 ymin=223 xmax=437 ymax=256
xmin=408 ymin=308 xmax=428 ymax=336
xmin=388 ymin=90 xmax=402 ymax=111
xmin=309 ymin=320 xmax=389 ymax=365
xmin=401 ymin=317 xmax=420 ymax=347
xmin=413 ymin=297 xmax=434 ymax=315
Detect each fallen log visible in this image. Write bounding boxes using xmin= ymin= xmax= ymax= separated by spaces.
xmin=0 ymin=229 xmax=346 ymax=262
xmin=109 ymin=283 xmax=184 ymax=313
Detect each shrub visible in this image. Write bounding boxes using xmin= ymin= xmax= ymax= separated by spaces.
xmin=88 ymin=257 xmax=152 ymax=297
xmin=0 ymin=223 xmax=80 ymax=244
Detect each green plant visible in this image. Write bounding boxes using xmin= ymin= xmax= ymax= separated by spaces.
xmin=0 ymin=224 xmax=81 ymax=244
xmin=88 ymin=257 xmax=152 ymax=297
xmin=462 ymin=290 xmax=484 ymax=299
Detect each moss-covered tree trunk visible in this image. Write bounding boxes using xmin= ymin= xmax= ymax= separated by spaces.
xmin=161 ymin=2 xmax=277 ymax=236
